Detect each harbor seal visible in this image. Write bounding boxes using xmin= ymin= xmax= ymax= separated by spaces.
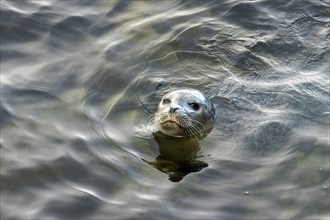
xmin=153 ymin=88 xmax=216 ymax=138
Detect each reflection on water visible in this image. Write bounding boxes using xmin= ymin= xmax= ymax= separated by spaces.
xmin=1 ymin=0 xmax=329 ymax=219
xmin=148 ymin=132 xmax=209 ymax=182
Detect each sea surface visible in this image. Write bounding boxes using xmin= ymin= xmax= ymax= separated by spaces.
xmin=1 ymin=0 xmax=329 ymax=219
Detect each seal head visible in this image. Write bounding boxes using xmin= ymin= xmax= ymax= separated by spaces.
xmin=154 ymin=89 xmax=216 ymax=137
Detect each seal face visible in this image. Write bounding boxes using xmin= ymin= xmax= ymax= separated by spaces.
xmin=154 ymin=89 xmax=216 ymax=137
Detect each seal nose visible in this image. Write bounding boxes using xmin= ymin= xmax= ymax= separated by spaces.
xmin=169 ymin=107 xmax=179 ymax=113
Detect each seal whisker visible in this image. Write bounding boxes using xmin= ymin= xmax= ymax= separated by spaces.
xmin=188 ymin=123 xmax=203 ymax=138
xmin=174 ymin=113 xmax=206 ymax=138
xmin=148 ymin=114 xmax=155 ymax=121
xmin=148 ymin=114 xmax=157 ymax=126
xmin=179 ymin=117 xmax=203 ymax=139
xmin=190 ymin=118 xmax=206 ymax=129
xmin=186 ymin=126 xmax=200 ymax=140
xmin=182 ymin=117 xmax=204 ymax=133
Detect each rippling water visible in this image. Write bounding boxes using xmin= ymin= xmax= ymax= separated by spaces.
xmin=1 ymin=0 xmax=329 ymax=219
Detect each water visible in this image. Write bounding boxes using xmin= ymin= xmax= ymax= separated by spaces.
xmin=1 ymin=0 xmax=329 ymax=219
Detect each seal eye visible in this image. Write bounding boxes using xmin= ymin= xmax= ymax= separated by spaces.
xmin=189 ymin=103 xmax=200 ymax=111
xmin=163 ymin=99 xmax=171 ymax=104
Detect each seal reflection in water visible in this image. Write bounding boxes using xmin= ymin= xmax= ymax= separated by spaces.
xmin=149 ymin=89 xmax=216 ymax=182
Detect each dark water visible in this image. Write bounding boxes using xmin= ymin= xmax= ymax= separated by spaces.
xmin=1 ymin=0 xmax=329 ymax=219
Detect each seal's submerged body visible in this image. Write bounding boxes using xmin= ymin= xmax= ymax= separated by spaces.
xmin=153 ymin=89 xmax=216 ymax=138
xmin=139 ymin=88 xmax=215 ymax=182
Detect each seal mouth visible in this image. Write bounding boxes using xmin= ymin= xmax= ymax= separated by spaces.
xmin=161 ymin=120 xmax=183 ymax=128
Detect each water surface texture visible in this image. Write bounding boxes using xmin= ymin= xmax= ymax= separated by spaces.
xmin=1 ymin=0 xmax=329 ymax=219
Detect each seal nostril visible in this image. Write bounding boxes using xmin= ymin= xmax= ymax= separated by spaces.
xmin=169 ymin=107 xmax=179 ymax=113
